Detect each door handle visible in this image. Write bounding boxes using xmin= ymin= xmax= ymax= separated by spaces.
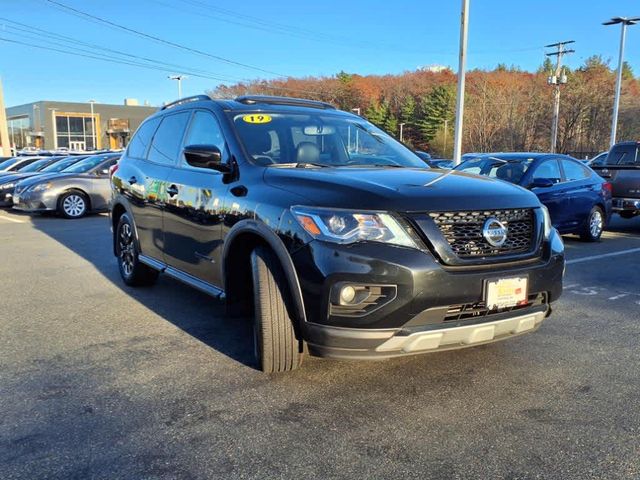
xmin=128 ymin=176 xmax=138 ymax=185
xmin=166 ymin=185 xmax=179 ymax=197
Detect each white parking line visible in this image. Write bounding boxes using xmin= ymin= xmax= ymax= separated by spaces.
xmin=0 ymin=215 xmax=26 ymax=224
xmin=567 ymin=247 xmax=640 ymax=265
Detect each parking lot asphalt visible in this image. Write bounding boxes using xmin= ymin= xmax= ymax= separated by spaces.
xmin=1 ymin=209 xmax=639 ymax=480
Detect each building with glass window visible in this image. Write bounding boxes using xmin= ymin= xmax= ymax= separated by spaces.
xmin=5 ymin=100 xmax=157 ymax=151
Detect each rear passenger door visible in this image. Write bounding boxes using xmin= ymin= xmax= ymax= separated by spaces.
xmin=124 ymin=113 xmax=190 ymax=262
xmin=529 ymin=159 xmax=570 ymax=230
xmin=162 ymin=110 xmax=230 ymax=288
xmin=558 ymin=158 xmax=596 ymax=230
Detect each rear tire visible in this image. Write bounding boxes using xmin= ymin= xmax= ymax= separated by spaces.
xmin=116 ymin=213 xmax=159 ymax=286
xmin=250 ymin=246 xmax=303 ymax=373
xmin=58 ymin=190 xmax=88 ymax=219
xmin=580 ymin=206 xmax=604 ymax=242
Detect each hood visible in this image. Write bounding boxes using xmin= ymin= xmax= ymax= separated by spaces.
xmin=264 ymin=166 xmax=541 ymax=212
xmin=16 ymin=172 xmax=82 ymax=189
xmin=0 ymin=172 xmax=40 ymax=185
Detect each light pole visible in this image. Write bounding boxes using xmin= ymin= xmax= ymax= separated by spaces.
xmin=399 ymin=123 xmax=405 ymax=142
xmin=452 ymin=0 xmax=469 ymax=165
xmin=168 ymin=75 xmax=187 ymax=98
xmin=88 ymin=99 xmax=97 ymax=150
xmin=49 ymin=108 xmax=57 ymax=150
xmin=603 ymin=17 xmax=639 ymax=147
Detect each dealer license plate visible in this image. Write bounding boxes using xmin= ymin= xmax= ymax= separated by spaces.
xmin=485 ymin=277 xmax=528 ymax=310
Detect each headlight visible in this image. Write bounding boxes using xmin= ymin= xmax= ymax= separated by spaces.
xmin=541 ymin=205 xmax=552 ymax=239
xmin=291 ymin=206 xmax=418 ymax=248
xmin=0 ymin=183 xmax=15 ymax=190
xmin=30 ymin=182 xmax=52 ymax=192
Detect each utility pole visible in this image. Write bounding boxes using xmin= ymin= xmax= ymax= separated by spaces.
xmin=88 ymin=99 xmax=97 ymax=150
xmin=0 ymin=77 xmax=11 ymax=156
xmin=603 ymin=17 xmax=639 ymax=147
xmin=452 ymin=0 xmax=469 ymax=165
xmin=399 ymin=122 xmax=405 ymax=142
xmin=168 ymin=75 xmax=187 ymax=98
xmin=545 ymin=40 xmax=574 ymax=153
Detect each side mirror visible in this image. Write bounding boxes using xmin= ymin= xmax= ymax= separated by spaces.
xmin=183 ymin=144 xmax=231 ymax=173
xmin=529 ymin=177 xmax=554 ymax=189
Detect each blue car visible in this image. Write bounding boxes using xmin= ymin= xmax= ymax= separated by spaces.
xmin=456 ymin=152 xmax=613 ymax=241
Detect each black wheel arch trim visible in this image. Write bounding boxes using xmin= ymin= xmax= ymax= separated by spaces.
xmin=223 ymin=218 xmax=308 ymax=325
xmin=110 ymin=198 xmax=141 ymax=257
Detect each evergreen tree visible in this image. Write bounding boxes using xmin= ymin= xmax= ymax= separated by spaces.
xmin=417 ymin=86 xmax=455 ymax=142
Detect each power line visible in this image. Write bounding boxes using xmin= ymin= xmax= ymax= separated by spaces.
xmin=43 ymin=0 xmax=287 ymax=77
xmin=0 ymin=35 xmax=326 ymax=99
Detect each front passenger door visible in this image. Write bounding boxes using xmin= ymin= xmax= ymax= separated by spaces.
xmin=529 ymin=159 xmax=569 ymax=230
xmin=162 ymin=110 xmax=230 ymax=288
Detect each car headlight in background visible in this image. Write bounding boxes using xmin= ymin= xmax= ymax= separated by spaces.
xmin=0 ymin=183 xmax=15 ymax=190
xmin=29 ymin=182 xmax=53 ymax=193
xmin=292 ymin=206 xmax=418 ymax=248
xmin=541 ymin=205 xmax=552 ymax=239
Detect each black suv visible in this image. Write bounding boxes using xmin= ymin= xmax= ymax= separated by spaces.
xmin=110 ymin=95 xmax=564 ymax=373
xmin=591 ymin=141 xmax=640 ymax=219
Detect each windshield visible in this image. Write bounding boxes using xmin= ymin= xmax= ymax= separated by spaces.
xmin=231 ymin=112 xmax=426 ymax=168
xmin=456 ymin=157 xmax=535 ymax=184
xmin=0 ymin=158 xmax=19 ymax=170
xmin=62 ymin=155 xmax=111 ymax=173
xmin=41 ymin=156 xmax=84 ymax=173
xmin=18 ymin=158 xmax=54 ymax=172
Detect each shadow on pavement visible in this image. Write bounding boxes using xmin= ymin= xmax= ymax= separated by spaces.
xmin=25 ymin=212 xmax=257 ymax=370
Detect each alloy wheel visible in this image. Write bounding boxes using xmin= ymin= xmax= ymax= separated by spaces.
xmin=590 ymin=209 xmax=603 ymax=238
xmin=119 ymin=223 xmax=135 ymax=277
xmin=62 ymin=194 xmax=86 ymax=217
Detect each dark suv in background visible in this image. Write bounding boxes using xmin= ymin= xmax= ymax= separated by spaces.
xmin=110 ymin=95 xmax=564 ymax=373
xmin=591 ymin=141 xmax=640 ymax=219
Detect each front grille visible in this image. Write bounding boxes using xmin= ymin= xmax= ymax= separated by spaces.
xmin=429 ymin=209 xmax=535 ymax=258
xmin=444 ymin=292 xmax=547 ymax=322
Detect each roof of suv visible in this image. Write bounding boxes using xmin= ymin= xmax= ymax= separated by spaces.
xmin=159 ymin=94 xmax=346 ymax=115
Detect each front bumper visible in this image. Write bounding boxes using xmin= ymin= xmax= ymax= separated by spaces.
xmin=612 ymin=197 xmax=640 ymax=213
xmin=293 ymin=229 xmax=564 ymax=358
xmin=12 ymin=189 xmax=57 ymax=212
xmin=306 ymin=309 xmax=547 ymax=359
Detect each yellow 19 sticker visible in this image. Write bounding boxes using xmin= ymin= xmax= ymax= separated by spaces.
xmin=242 ymin=114 xmax=272 ymax=124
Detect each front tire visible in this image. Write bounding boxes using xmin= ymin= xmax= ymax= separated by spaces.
xmin=116 ymin=213 xmax=159 ymax=286
xmin=250 ymin=246 xmax=303 ymax=373
xmin=580 ymin=206 xmax=604 ymax=242
xmin=58 ymin=190 xmax=88 ymax=219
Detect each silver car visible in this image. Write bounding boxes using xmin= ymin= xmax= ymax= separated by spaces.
xmin=13 ymin=153 xmax=120 ymax=219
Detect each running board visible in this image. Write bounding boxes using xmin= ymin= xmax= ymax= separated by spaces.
xmin=138 ymin=254 xmax=225 ymax=299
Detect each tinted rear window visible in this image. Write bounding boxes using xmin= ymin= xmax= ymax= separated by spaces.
xmin=606 ymin=145 xmax=638 ymax=165
xmin=147 ymin=112 xmax=190 ymax=166
xmin=127 ymin=117 xmax=161 ymax=159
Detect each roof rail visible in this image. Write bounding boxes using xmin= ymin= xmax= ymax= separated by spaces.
xmin=160 ymin=95 xmax=211 ymax=111
xmin=235 ymin=95 xmax=335 ymax=110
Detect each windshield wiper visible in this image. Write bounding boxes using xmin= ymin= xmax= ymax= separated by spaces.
xmin=340 ymin=163 xmax=405 ymax=168
xmin=269 ymin=162 xmax=329 ymax=168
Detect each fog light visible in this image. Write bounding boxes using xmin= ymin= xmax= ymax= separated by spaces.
xmin=339 ymin=285 xmax=357 ymax=305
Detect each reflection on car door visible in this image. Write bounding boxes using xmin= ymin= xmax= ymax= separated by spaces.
xmin=162 ymin=110 xmax=230 ymax=288
xmin=530 ymin=159 xmax=571 ymax=231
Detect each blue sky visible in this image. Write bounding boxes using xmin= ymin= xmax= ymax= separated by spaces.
xmin=1 ymin=0 xmax=638 ymax=107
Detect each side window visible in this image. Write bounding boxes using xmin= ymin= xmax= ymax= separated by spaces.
xmin=147 ymin=112 xmax=190 ymax=166
xmin=606 ymin=145 xmax=638 ymax=165
xmin=562 ymin=159 xmax=590 ymax=181
xmin=183 ymin=111 xmax=228 ymax=167
xmin=532 ymin=160 xmax=562 ymax=184
xmin=127 ymin=117 xmax=160 ymax=159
